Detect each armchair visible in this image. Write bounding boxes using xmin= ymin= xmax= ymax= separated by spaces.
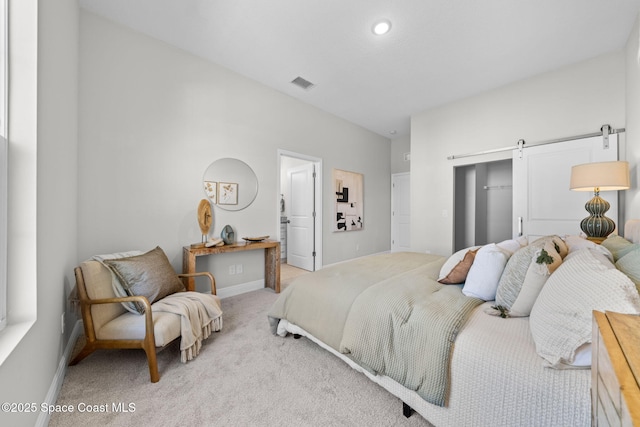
xmin=69 ymin=253 xmax=219 ymax=383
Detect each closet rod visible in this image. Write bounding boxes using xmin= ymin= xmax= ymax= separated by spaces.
xmin=447 ymin=126 xmax=625 ymax=160
xmin=483 ymin=185 xmax=512 ymax=190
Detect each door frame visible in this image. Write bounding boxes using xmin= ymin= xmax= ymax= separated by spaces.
xmin=277 ymin=149 xmax=323 ymax=270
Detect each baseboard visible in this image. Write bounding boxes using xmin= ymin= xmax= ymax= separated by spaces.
xmin=35 ymin=320 xmax=83 ymax=427
xmin=217 ymin=279 xmax=265 ymax=299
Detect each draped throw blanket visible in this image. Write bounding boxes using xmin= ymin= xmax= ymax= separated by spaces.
xmin=153 ymin=292 xmax=223 ymax=362
xmin=268 ymin=252 xmax=483 ymax=406
xmin=339 ymin=277 xmax=481 ymax=406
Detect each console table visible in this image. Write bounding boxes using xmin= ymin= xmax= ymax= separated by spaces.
xmin=182 ymin=240 xmax=281 ymax=293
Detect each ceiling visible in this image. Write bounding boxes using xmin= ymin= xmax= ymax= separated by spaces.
xmin=79 ymin=0 xmax=640 ymax=139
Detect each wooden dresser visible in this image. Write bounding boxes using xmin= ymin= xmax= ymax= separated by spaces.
xmin=592 ymin=311 xmax=640 ymax=426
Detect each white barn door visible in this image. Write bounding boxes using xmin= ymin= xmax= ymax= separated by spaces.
xmin=513 ymin=134 xmax=618 ymax=241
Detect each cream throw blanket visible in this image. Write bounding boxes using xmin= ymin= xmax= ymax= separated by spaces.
xmin=152 ymin=292 xmax=223 ymax=363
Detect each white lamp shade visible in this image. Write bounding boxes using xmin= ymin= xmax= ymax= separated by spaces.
xmin=569 ymin=161 xmax=630 ymax=192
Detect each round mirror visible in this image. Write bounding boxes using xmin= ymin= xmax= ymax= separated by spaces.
xmin=202 ymin=158 xmax=258 ymax=211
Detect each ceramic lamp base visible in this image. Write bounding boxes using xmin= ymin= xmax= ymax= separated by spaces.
xmin=580 ymin=193 xmax=616 ymax=238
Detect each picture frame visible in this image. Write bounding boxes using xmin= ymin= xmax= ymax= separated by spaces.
xmin=332 ymin=169 xmax=364 ymax=232
xmin=203 ymin=181 xmax=217 ymax=204
xmin=218 ymin=182 xmax=239 ymax=205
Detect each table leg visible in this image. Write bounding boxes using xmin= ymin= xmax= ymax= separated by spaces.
xmin=264 ymin=243 xmax=281 ymax=293
xmin=182 ymin=247 xmax=197 ymax=290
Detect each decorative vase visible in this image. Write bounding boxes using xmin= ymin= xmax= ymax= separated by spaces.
xmin=221 ymin=225 xmax=235 ymax=245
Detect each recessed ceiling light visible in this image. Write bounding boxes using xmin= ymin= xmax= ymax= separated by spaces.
xmin=372 ymin=20 xmax=391 ymax=36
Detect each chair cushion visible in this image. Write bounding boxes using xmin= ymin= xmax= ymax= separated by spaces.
xmin=80 ymin=260 xmax=127 ymax=332
xmin=96 ymin=310 xmax=181 ymax=347
xmin=105 ymin=247 xmax=185 ymax=314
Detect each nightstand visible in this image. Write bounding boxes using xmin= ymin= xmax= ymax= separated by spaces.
xmin=592 ymin=311 xmax=640 ymax=426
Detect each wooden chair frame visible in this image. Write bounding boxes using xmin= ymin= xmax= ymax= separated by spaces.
xmin=69 ymin=266 xmax=216 ymax=383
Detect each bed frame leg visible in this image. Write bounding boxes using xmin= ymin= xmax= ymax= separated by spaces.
xmin=402 ymin=402 xmax=414 ymax=418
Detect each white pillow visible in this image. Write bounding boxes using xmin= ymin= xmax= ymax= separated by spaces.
xmin=496 ymin=236 xmax=528 ymax=255
xmin=462 ymin=244 xmax=509 ymax=300
xmin=438 ymin=246 xmax=481 ymax=282
xmin=543 ymin=342 xmax=592 ymax=370
xmin=562 ymin=234 xmax=597 ymax=254
xmin=564 ymin=244 xmax=613 ymax=264
xmin=529 ymin=248 xmax=640 ymax=368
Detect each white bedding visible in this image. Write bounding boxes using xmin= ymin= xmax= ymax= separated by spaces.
xmin=278 ymin=300 xmax=591 ymax=427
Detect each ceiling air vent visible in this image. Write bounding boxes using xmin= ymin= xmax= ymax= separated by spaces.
xmin=291 ymin=76 xmax=315 ymax=90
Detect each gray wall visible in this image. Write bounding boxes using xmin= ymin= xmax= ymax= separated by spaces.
xmin=78 ymin=12 xmax=392 ymax=292
xmin=411 ymin=49 xmax=628 ymax=256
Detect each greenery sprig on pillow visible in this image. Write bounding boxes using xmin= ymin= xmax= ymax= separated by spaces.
xmin=491 ymin=305 xmax=510 ymax=318
xmin=536 ymin=249 xmax=554 ymax=265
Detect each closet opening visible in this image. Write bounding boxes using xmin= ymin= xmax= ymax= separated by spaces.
xmin=453 ymin=159 xmax=512 ymax=251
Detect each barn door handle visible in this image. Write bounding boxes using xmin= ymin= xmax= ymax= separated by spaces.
xmin=518 ymin=217 xmax=523 ymax=237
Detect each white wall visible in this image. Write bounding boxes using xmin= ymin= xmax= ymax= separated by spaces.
xmin=78 ymin=12 xmax=391 ymax=291
xmin=411 ymin=50 xmax=627 ymax=256
xmin=391 ymin=135 xmax=411 ymax=174
xmin=0 ymin=1 xmax=79 ymax=426
xmin=626 ymin=15 xmax=640 ymax=221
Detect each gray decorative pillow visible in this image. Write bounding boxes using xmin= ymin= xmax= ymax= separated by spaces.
xmin=601 ymin=234 xmax=634 ymax=262
xmin=495 ymin=245 xmax=539 ymax=308
xmin=616 ymin=246 xmax=640 ymax=293
xmin=494 ymin=236 xmax=564 ymax=317
xmin=92 ymin=250 xmax=144 ymax=314
xmin=105 ymin=246 xmax=185 ymax=314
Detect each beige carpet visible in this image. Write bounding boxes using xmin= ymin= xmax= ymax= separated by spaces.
xmin=280 ymin=263 xmax=309 ymax=290
xmin=51 ymin=266 xmax=434 ymax=427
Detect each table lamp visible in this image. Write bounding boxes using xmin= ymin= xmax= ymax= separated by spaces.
xmin=569 ymin=160 xmax=630 ymax=241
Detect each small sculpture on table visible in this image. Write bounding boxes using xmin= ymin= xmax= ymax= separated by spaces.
xmin=221 ymin=224 xmax=235 ymax=245
xmin=192 ymin=199 xmax=215 ymax=248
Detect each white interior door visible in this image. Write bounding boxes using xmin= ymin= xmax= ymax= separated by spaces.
xmin=287 ymin=163 xmax=315 ymax=271
xmin=513 ymin=134 xmax=619 ymax=240
xmin=391 ymin=173 xmax=411 ymax=252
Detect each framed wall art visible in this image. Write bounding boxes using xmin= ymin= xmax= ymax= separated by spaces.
xmin=218 ymin=182 xmax=238 ymax=205
xmin=333 ymin=169 xmax=363 ymax=232
xmin=203 ymin=181 xmax=217 ymax=204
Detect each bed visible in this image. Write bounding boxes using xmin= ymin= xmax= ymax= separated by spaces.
xmin=268 ymin=225 xmax=640 ymax=427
